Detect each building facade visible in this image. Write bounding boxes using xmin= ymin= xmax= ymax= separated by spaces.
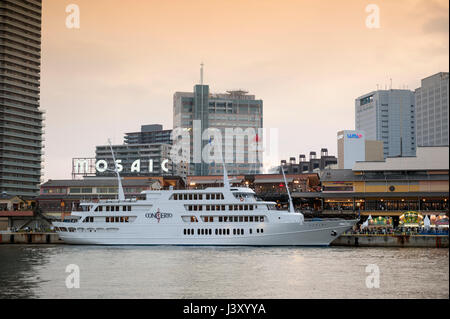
xmin=415 ymin=72 xmax=449 ymax=147
xmin=173 ymin=85 xmax=263 ymax=176
xmin=317 ymin=146 xmax=449 ymax=216
xmin=124 ymin=124 xmax=172 ymax=145
xmin=337 ymin=130 xmax=383 ymax=169
xmin=279 ymin=148 xmax=338 ymax=173
xmin=355 ymin=89 xmax=416 ymax=158
xmin=0 ymin=0 xmax=44 ymax=197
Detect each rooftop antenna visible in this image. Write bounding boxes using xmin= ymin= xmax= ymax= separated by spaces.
xmin=281 ymin=166 xmax=295 ymax=213
xmin=390 ymin=78 xmax=392 ymax=90
xmin=200 ymin=62 xmax=204 ymax=85
xmin=108 ymin=139 xmax=125 ymax=201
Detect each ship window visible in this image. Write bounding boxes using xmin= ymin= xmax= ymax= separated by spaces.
xmin=250 ymin=229 xmax=252 ymax=234
xmin=221 ymin=205 xmax=225 ymax=211
xmin=174 ymin=194 xmax=178 ymax=200
xmin=215 ymin=229 xmax=218 ymax=235
xmin=229 ymin=205 xmax=233 ymax=210
xmin=261 ymin=229 xmax=264 ymax=233
xmin=201 ymin=229 xmax=204 ymax=235
xmin=257 ymin=229 xmax=259 ymax=233
xmin=106 ymin=217 xmax=109 ymax=223
xmin=199 ymin=194 xmax=203 ymax=200
xmin=191 ymin=229 xmax=194 ymax=234
xmin=250 ymin=205 xmax=254 ymax=210
xmin=194 ymin=194 xmax=198 ymax=200
xmin=184 ymin=229 xmax=186 ymax=235
xmin=194 ymin=205 xmax=198 ymax=211
xmin=233 ymin=216 xmax=238 ymax=222
xmin=211 ymin=194 xmax=216 ymax=200
xmin=250 ymin=216 xmax=254 ymax=222
xmin=120 ymin=217 xmax=124 ymax=223
xmin=209 ymin=216 xmax=213 ymax=222
xmin=206 ymin=205 xmax=210 ymax=211
xmin=260 ymin=216 xmax=264 ymax=222
xmin=239 ymin=216 xmax=243 ymax=222
xmin=234 ymin=205 xmax=238 ymax=210
xmin=128 ymin=206 xmax=131 ymax=211
xmin=241 ymin=229 xmax=244 ymax=234
xmin=228 ymin=216 xmax=233 ymax=222
xmin=244 ymin=205 xmax=248 ymax=211
xmin=255 ymin=216 xmax=259 ymax=222
xmin=227 ymin=229 xmax=230 ymax=235
xmin=122 ymin=206 xmax=127 ymax=211
xmin=219 ymin=229 xmax=222 ymax=235
xmin=189 ymin=194 xmax=193 ymax=200
xmin=206 ymin=194 xmax=210 ymax=200
xmin=99 ymin=206 xmax=103 ymax=212
xmin=212 ymin=205 xmax=216 ymax=211
xmin=224 ymin=216 xmax=228 ymax=222
xmin=233 ymin=229 xmax=236 ymax=235
xmin=239 ymin=205 xmax=243 ymax=210
xmin=216 ymin=205 xmax=220 ymax=211
xmin=106 ymin=206 xmax=110 ymax=212
xmin=219 ymin=216 xmax=223 ymax=222
xmin=125 ymin=217 xmax=129 ymax=223
xmin=197 ymin=229 xmax=200 ymax=235
xmin=199 ymin=206 xmax=203 ymax=211
xmin=115 ymin=217 xmax=119 ymax=223
xmin=209 ymin=229 xmax=212 ymax=235
xmin=244 ymin=216 xmax=248 ymax=222
xmin=116 ymin=206 xmax=120 ymax=211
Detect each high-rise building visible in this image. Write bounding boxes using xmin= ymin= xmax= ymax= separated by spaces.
xmin=0 ymin=0 xmax=44 ymax=197
xmin=173 ymin=84 xmax=263 ymax=176
xmin=124 ymin=124 xmax=172 ymax=145
xmin=415 ymin=72 xmax=449 ymax=147
xmin=355 ymin=89 xmax=416 ymax=158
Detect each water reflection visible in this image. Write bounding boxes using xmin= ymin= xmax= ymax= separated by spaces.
xmin=0 ymin=246 xmax=448 ymax=299
xmin=0 ymin=245 xmax=60 ymax=298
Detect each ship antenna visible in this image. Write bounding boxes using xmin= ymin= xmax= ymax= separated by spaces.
xmin=108 ymin=139 xmax=125 ymax=201
xmin=222 ymin=158 xmax=231 ymax=190
xmin=281 ymin=165 xmax=295 ymax=213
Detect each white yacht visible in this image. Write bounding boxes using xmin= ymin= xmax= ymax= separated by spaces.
xmin=52 ymin=143 xmax=357 ymax=246
xmin=53 ymin=186 xmax=356 ymax=246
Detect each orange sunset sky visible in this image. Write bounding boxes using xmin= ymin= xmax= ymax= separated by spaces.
xmin=40 ymin=0 xmax=449 ymax=180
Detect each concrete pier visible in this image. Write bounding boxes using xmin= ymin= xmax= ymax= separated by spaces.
xmin=332 ymin=234 xmax=449 ymax=248
xmin=0 ymin=232 xmax=62 ymax=244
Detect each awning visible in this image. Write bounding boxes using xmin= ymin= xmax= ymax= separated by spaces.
xmin=254 ymin=178 xmax=294 ymax=183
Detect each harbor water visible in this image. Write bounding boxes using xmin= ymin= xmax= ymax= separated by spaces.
xmin=0 ymin=245 xmax=448 ymax=299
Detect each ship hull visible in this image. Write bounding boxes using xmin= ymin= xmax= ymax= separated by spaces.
xmin=55 ymin=219 xmax=356 ymax=246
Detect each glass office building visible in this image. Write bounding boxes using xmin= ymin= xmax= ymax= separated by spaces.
xmin=415 ymin=72 xmax=449 ymax=147
xmin=173 ymin=85 xmax=263 ymax=176
xmin=0 ymin=0 xmax=44 ymax=197
xmin=355 ymin=89 xmax=416 ymax=158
